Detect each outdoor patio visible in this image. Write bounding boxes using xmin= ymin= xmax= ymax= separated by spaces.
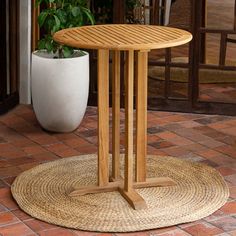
xmin=0 ymin=105 xmax=235 ymax=235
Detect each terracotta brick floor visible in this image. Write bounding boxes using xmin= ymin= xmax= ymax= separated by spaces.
xmin=0 ymin=105 xmax=236 ymax=236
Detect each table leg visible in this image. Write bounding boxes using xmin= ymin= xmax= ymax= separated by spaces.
xmin=135 ymin=50 xmax=148 ymax=182
xmin=112 ymin=50 xmax=120 ymax=181
xmin=124 ymin=50 xmax=134 ymax=193
xmin=98 ymin=49 xmax=109 ymax=187
xmin=119 ymin=50 xmax=147 ymax=210
xmin=68 ymin=49 xmax=176 ymax=208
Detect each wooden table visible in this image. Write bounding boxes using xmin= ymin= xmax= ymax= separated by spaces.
xmin=53 ymin=24 xmax=192 ymax=210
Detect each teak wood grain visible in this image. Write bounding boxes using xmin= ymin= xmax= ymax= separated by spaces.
xmin=98 ymin=49 xmax=109 ymax=187
xmin=69 ymin=177 xmax=176 ymax=203
xmin=136 ymin=50 xmax=148 ymax=182
xmin=53 ymin=24 xmax=192 ymax=210
xmin=112 ymin=50 xmax=120 ymax=180
xmin=53 ymin=24 xmax=192 ymax=51
xmin=124 ymin=50 xmax=134 ymax=192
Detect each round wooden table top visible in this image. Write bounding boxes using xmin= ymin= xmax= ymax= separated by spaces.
xmin=53 ymin=24 xmax=192 ymax=51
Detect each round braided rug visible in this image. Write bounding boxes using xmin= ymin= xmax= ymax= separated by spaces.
xmin=11 ymin=154 xmax=229 ymax=232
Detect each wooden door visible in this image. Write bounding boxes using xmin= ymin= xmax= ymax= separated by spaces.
xmin=147 ymin=0 xmax=195 ymax=113
xmin=194 ymin=0 xmax=236 ymax=115
xmin=89 ymin=0 xmax=236 ymax=116
xmin=0 ymin=0 xmax=19 ymax=114
xmin=137 ymin=0 xmax=236 ymax=115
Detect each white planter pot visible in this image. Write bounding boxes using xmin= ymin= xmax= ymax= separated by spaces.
xmin=31 ymin=50 xmax=89 ymax=132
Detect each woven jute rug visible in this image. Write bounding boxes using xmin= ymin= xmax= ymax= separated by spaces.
xmin=11 ymin=154 xmax=229 ymax=232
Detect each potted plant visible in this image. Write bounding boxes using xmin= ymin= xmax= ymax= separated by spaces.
xmin=31 ymin=0 xmax=94 ymax=132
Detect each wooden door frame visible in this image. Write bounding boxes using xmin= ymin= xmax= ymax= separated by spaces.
xmin=0 ymin=0 xmax=7 ymax=102
xmin=0 ymin=0 xmax=20 ymax=114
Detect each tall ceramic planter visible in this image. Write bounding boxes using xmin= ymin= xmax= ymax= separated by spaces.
xmin=31 ymin=50 xmax=89 ymax=132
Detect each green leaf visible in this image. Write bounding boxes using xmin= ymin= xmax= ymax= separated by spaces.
xmin=35 ymin=0 xmax=95 ymax=55
xmin=45 ymin=40 xmax=53 ymax=52
xmin=71 ymin=6 xmax=81 ymax=17
xmin=63 ymin=46 xmax=73 ymax=58
xmin=81 ymin=7 xmax=95 ymax=24
xmin=67 ymin=24 xmax=74 ymax=28
xmin=45 ymin=17 xmax=54 ymax=33
xmin=38 ymin=39 xmax=46 ymax=50
xmin=56 ymin=9 xmax=67 ymax=24
xmin=38 ymin=11 xmax=48 ymax=27
xmin=51 ymin=15 xmax=61 ymax=33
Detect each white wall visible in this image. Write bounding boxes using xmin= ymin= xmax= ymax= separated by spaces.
xmin=19 ymin=0 xmax=32 ymax=104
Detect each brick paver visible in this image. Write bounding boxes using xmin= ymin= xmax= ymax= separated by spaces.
xmin=0 ymin=105 xmax=235 ymax=235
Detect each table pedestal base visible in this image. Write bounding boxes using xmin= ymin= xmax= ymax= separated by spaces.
xmin=68 ymin=177 xmax=176 ymax=210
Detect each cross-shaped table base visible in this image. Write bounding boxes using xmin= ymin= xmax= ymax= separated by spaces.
xmin=68 ymin=177 xmax=176 ymax=210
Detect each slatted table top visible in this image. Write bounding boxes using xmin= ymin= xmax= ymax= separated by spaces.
xmin=53 ymin=24 xmax=192 ymax=51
